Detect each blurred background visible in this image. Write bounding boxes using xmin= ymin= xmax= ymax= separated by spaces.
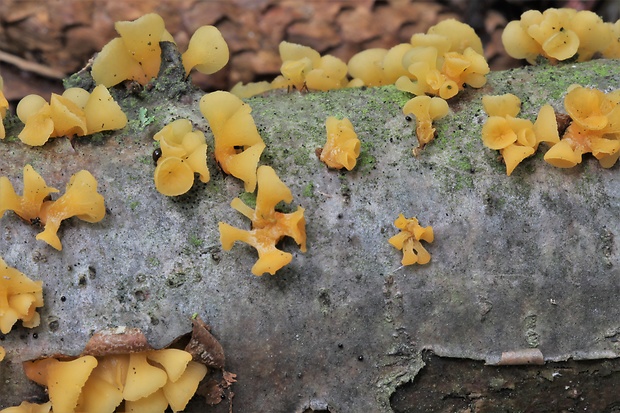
xmin=0 ymin=0 xmax=618 ymax=103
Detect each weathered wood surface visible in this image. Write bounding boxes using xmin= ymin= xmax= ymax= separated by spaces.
xmin=0 ymin=46 xmax=619 ymax=411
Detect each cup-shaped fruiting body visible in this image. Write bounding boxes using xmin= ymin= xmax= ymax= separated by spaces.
xmin=427 ymin=19 xmax=484 ymax=55
xmin=348 ymin=48 xmax=390 ymax=87
xmin=402 ymin=95 xmax=449 ymax=153
xmin=481 ymin=117 xmax=518 ymax=150
xmin=482 ymin=93 xmax=522 ymax=118
xmin=0 ymin=164 xmax=59 ymax=222
xmin=305 ymin=54 xmax=349 ymax=91
xmin=152 ymin=119 xmax=210 ymax=196
xmin=182 ymin=25 xmax=230 ymax=76
xmin=0 ymin=257 xmax=44 ymax=335
xmin=21 ymin=347 xmax=207 ymax=413
xmin=219 ymin=166 xmax=307 ymax=276
xmin=92 ymin=13 xmax=167 ymax=86
xmin=83 ymin=85 xmax=128 ymax=134
xmin=200 ymin=91 xmax=266 ymax=192
xmin=16 ymin=86 xmax=126 ymax=146
xmin=564 ymin=85 xmax=620 ymax=131
xmin=319 ymin=117 xmax=360 ymax=170
xmin=388 ymin=214 xmax=434 ymax=266
xmin=503 ymin=8 xmax=616 ymax=64
xmin=34 ymin=170 xmax=105 ymax=250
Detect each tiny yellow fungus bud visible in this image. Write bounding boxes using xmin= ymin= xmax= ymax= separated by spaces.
xmin=403 ymin=96 xmax=449 ymax=152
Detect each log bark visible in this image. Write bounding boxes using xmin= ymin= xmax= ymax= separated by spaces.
xmin=0 ymin=44 xmax=619 ymax=411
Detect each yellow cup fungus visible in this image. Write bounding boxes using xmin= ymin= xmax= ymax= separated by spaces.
xmin=388 ymin=214 xmax=434 ymax=266
xmin=319 ymin=117 xmax=361 ymax=170
xmin=481 ymin=93 xmax=560 ymax=175
xmin=0 ymin=257 xmax=44 ymax=335
xmin=181 ymin=25 xmax=230 ymax=77
xmin=219 ymin=166 xmax=307 ymax=276
xmin=19 ymin=348 xmax=207 ymax=413
xmin=0 ymin=165 xmax=105 ymax=250
xmin=544 ymin=85 xmax=620 ymax=168
xmin=200 ymin=91 xmax=266 ymax=192
xmin=402 ymin=95 xmax=449 ymax=154
xmin=502 ymin=8 xmax=620 ymax=64
xmin=16 ymin=85 xmax=127 ymax=146
xmin=152 ymin=119 xmax=210 ymax=196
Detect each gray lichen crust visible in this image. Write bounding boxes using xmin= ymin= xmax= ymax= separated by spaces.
xmin=0 ymin=43 xmax=619 ymax=411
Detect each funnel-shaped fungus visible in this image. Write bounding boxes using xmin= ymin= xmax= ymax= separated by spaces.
xmin=36 ymin=170 xmax=106 ymax=251
xmin=16 ymin=95 xmax=54 ymax=146
xmin=182 ymin=25 xmax=229 ymax=76
xmin=319 ymin=117 xmax=360 ymax=170
xmin=348 ymin=48 xmax=389 ymax=86
xmin=83 ymin=85 xmax=128 ymax=134
xmin=49 ymin=94 xmax=87 ymax=137
xmin=123 ymin=352 xmax=168 ymax=401
xmin=92 ymin=14 xmax=166 ymax=86
xmin=482 ymin=93 xmax=522 ymax=118
xmin=0 ymin=165 xmax=59 ymax=222
xmin=533 ymin=104 xmax=561 ymax=145
xmin=146 ymin=349 xmax=192 ymax=383
xmin=219 ymin=166 xmax=307 ymax=276
xmin=162 ymin=361 xmax=208 ymax=412
xmin=124 ymin=389 xmax=169 ymax=412
xmin=402 ymin=96 xmax=449 ymax=153
xmin=0 ymin=257 xmax=44 ymax=334
xmin=388 ymin=214 xmax=434 ymax=266
xmin=47 ymin=356 xmax=99 ymax=413
xmin=152 ymin=119 xmax=210 ymax=196
xmin=501 ymin=144 xmax=536 ymax=176
xmin=305 ymin=54 xmax=349 ymax=91
xmin=278 ymin=41 xmax=322 ymax=90
xmin=564 ymin=85 xmax=620 ymax=131
xmin=543 ymin=139 xmax=582 ymax=167
xmin=200 ymin=91 xmax=265 ymax=192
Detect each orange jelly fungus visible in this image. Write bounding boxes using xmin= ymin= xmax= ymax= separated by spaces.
xmin=18 ymin=349 xmax=206 ymax=413
xmin=200 ymin=91 xmax=266 ymax=192
xmin=319 ymin=117 xmax=360 ymax=170
xmin=152 ymin=119 xmax=210 ymax=196
xmin=15 ymin=85 xmax=127 ymax=146
xmin=0 ymin=165 xmax=105 ymax=250
xmin=181 ymin=25 xmax=230 ymax=77
xmin=388 ymin=214 xmax=434 ymax=266
xmin=219 ymin=166 xmax=307 ymax=276
xmin=0 ymin=257 xmax=44 ymax=335
xmin=545 ymin=86 xmax=620 ymax=168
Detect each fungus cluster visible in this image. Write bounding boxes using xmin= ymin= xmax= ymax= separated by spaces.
xmin=481 ymin=93 xmax=559 ymax=175
xmin=388 ymin=214 xmax=434 ymax=266
xmin=502 ymin=8 xmax=620 ymax=64
xmin=394 ymin=19 xmax=489 ymax=99
xmin=200 ymin=91 xmax=266 ymax=192
xmin=402 ymin=95 xmax=450 ymax=155
xmin=20 ymin=349 xmax=207 ymax=413
xmin=0 ymin=257 xmax=44 ymax=336
xmin=219 ymin=166 xmax=307 ymax=276
xmin=92 ymin=13 xmax=229 ymax=87
xmin=544 ymin=85 xmax=620 ymax=168
xmin=319 ymin=117 xmax=360 ymax=170
xmin=15 ymin=85 xmax=127 ymax=146
xmin=0 ymin=165 xmax=105 ymax=250
xmin=0 ymin=75 xmax=8 ymax=139
xmin=152 ymin=119 xmax=210 ymax=196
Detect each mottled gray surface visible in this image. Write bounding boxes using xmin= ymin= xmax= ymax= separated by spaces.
xmin=0 ymin=47 xmax=619 ymax=411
